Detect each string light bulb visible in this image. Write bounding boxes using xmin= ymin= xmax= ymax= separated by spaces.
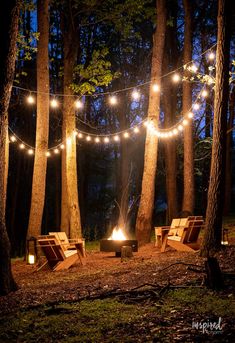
xmin=208 ymin=52 xmax=215 ymax=60
xmin=182 ymin=119 xmax=188 ymax=126
xmin=51 ymin=98 xmax=59 ymax=108
xmin=10 ymin=135 xmax=16 ymax=142
xmin=19 ymin=143 xmax=25 ymax=149
xmin=114 ymin=135 xmax=120 ymax=142
xmin=75 ymin=99 xmax=83 ymax=109
xmin=104 ymin=137 xmax=110 ymax=143
xmin=173 ymin=128 xmax=178 ymax=135
xmin=123 ymin=132 xmax=129 ymax=138
xmin=27 ymin=94 xmax=35 ymax=104
xmin=152 ymin=83 xmax=160 ymax=92
xmin=60 ymin=144 xmax=65 ymax=149
xmin=189 ymin=64 xmax=198 ymax=73
xmin=193 ymin=103 xmax=200 ymax=110
xmin=178 ymin=124 xmax=183 ymax=131
xmin=132 ymin=89 xmax=140 ymax=100
xmin=109 ymin=95 xmax=118 ymax=105
xmin=45 ymin=151 xmax=51 ymax=157
xmin=28 ymin=149 xmax=34 ymax=155
xmin=201 ymin=90 xmax=208 ymax=97
xmin=86 ymin=136 xmax=91 ymax=142
xmin=172 ymin=73 xmax=181 ymax=83
xmin=95 ymin=137 xmax=100 ymax=143
xmin=133 ymin=127 xmax=139 ymax=133
xmin=188 ymin=112 xmax=194 ymax=118
xmin=78 ymin=133 xmax=83 ymax=139
xmin=54 ymin=148 xmax=59 ymax=154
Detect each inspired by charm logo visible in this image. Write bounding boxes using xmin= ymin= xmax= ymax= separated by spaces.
xmin=192 ymin=317 xmax=223 ymax=335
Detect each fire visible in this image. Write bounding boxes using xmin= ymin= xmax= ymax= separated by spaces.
xmin=108 ymin=227 xmax=127 ymax=240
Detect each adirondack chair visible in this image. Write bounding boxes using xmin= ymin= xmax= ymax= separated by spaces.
xmin=160 ymin=219 xmax=204 ymax=252
xmin=49 ymin=232 xmax=85 ymax=255
xmin=155 ymin=218 xmax=188 ymax=248
xmin=37 ymin=235 xmax=81 ymax=271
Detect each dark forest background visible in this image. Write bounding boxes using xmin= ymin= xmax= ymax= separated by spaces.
xmin=6 ymin=0 xmax=235 ymax=256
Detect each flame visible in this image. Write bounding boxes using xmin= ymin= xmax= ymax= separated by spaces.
xmin=108 ymin=227 xmax=127 ymax=240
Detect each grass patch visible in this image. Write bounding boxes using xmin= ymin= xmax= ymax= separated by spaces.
xmin=162 ymin=287 xmax=235 ymax=317
xmin=1 ymin=289 xmax=234 ymax=342
xmin=85 ymin=240 xmax=100 ymax=252
xmin=0 ymin=299 xmax=152 ymax=343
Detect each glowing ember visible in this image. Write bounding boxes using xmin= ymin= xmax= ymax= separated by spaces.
xmin=108 ymin=227 xmax=127 ymax=240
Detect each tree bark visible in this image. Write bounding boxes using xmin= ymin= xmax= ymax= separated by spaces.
xmin=62 ymin=19 xmax=82 ymax=239
xmin=201 ymin=0 xmax=231 ymax=257
xmin=182 ymin=0 xmax=194 ymax=214
xmin=223 ymin=89 xmax=235 ymax=214
xmin=27 ymin=0 xmax=49 ymax=238
xmin=135 ymin=0 xmax=167 ymax=245
xmin=0 ymin=0 xmax=20 ymax=295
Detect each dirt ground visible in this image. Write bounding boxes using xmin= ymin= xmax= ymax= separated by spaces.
xmin=1 ymin=243 xmax=235 ymax=315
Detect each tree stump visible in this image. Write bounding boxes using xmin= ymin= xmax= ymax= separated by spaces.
xmin=121 ymin=246 xmax=133 ymax=260
xmin=205 ymin=257 xmax=224 ymax=290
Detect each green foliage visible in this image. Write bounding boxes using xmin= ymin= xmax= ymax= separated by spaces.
xmin=71 ymin=48 xmax=120 ymax=95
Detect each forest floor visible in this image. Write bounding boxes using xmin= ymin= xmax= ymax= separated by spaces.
xmin=0 ymin=241 xmax=235 ymax=342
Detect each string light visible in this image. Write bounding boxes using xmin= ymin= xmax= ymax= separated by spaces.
xmin=104 ymin=137 xmax=110 ymax=143
xmin=208 ymin=52 xmax=215 ymax=60
xmin=133 ymin=127 xmax=140 ymax=133
xmin=189 ymin=64 xmax=198 ymax=73
xmin=10 ymin=135 xmax=16 ymax=142
xmin=74 ymin=99 xmax=83 ymax=109
xmin=132 ymin=89 xmax=140 ymax=100
xmin=50 ymin=98 xmax=59 ymax=108
xmin=95 ymin=137 xmax=100 ymax=143
xmin=60 ymin=144 xmax=65 ymax=149
xmin=28 ymin=149 xmax=34 ymax=155
xmin=86 ymin=136 xmax=91 ymax=142
xmin=182 ymin=119 xmax=188 ymax=126
xmin=114 ymin=135 xmax=120 ymax=142
xmin=109 ymin=95 xmax=118 ymax=105
xmin=45 ymin=151 xmax=51 ymax=157
xmin=78 ymin=133 xmax=83 ymax=138
xmin=27 ymin=94 xmax=35 ymax=104
xmin=172 ymin=73 xmax=181 ymax=83
xmin=201 ymin=90 xmax=208 ymax=97
xmin=123 ymin=132 xmax=129 ymax=138
xmin=152 ymin=83 xmax=160 ymax=92
xmin=54 ymin=148 xmax=59 ymax=154
xmin=193 ymin=103 xmax=200 ymax=110
xmin=188 ymin=112 xmax=194 ymax=118
xmin=19 ymin=143 xmax=25 ymax=149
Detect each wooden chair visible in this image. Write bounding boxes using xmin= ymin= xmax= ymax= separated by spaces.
xmin=160 ymin=219 xmax=204 ymax=253
xmin=49 ymin=232 xmax=86 ymax=256
xmin=37 ymin=236 xmax=81 ymax=271
xmin=155 ymin=218 xmax=188 ymax=248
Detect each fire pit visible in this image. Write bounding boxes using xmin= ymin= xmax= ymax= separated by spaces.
xmin=100 ymin=227 xmax=138 ymax=257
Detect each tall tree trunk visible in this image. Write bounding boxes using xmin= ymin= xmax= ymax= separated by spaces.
xmin=182 ymin=0 xmax=194 ymax=214
xmin=201 ymin=0 xmax=231 ymax=257
xmin=135 ymin=0 xmax=167 ymax=245
xmin=223 ymin=89 xmax=235 ymax=214
xmin=163 ymin=84 xmax=178 ymax=223
xmin=0 ymin=0 xmax=19 ymax=295
xmin=62 ymin=20 xmax=82 ymax=239
xmin=27 ymin=0 xmax=49 ymax=238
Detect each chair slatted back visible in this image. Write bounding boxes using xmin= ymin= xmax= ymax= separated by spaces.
xmin=184 ymin=220 xmax=204 ymax=243
xmin=38 ymin=237 xmax=66 ymax=263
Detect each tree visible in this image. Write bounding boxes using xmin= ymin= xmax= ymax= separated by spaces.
xmin=61 ymin=13 xmax=82 ymax=239
xmin=135 ymin=0 xmax=167 ymax=245
xmin=182 ymin=0 xmax=194 ymax=214
xmin=201 ymin=0 xmax=231 ymax=256
xmin=0 ymin=0 xmax=20 ymax=295
xmin=27 ymin=0 xmax=49 ymax=238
